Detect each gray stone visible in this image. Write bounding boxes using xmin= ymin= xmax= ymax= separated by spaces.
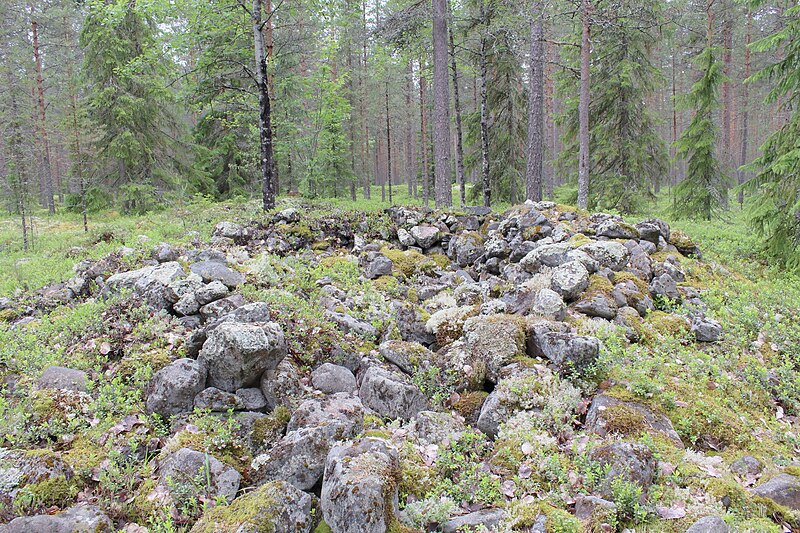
xmin=3 ymin=504 xmax=113 ymax=533
xmin=529 ymin=331 xmax=600 ymax=372
xmin=685 ymin=516 xmax=729 ymax=533
xmin=731 ymin=455 xmax=762 ymax=476
xmin=596 ymin=219 xmax=640 ymax=239
xmin=189 ymin=480 xmax=312 ymax=533
xmin=364 ymin=254 xmax=394 ymax=279
xmin=574 ymin=495 xmax=616 ymax=521
xmin=530 ymin=288 xmax=567 ymax=320
xmin=448 ymin=233 xmax=485 ymax=268
xmin=194 ymin=387 xmax=244 ymax=411
xmin=585 ymin=394 xmax=683 ymax=447
xmin=590 ymin=441 xmax=657 ymax=498
xmin=579 ymin=241 xmax=630 ymax=271
xmin=199 ymin=294 xmax=246 ymax=321
xmin=650 ymin=273 xmax=681 ymax=302
xmin=152 ymin=243 xmax=179 ymax=263
xmin=463 ymin=314 xmax=526 ymax=382
xmin=484 ymin=235 xmax=511 ymax=259
xmin=235 ymin=388 xmax=268 ymax=411
xmin=442 ymin=509 xmax=507 ymax=532
xmin=36 ymin=366 xmax=88 ymax=392
xmin=550 ymin=260 xmax=589 ymax=301
xmin=410 ymin=225 xmax=441 ymax=249
xmin=260 ymin=359 xmax=304 ymax=411
xmin=692 ymin=316 xmax=723 ymax=342
xmin=635 ymin=222 xmax=663 ymax=245
xmin=379 ymin=340 xmax=431 ymax=374
xmin=412 ymin=411 xmax=465 ymax=444
xmin=146 ymin=358 xmax=207 ymax=417
xmin=190 ymin=260 xmax=245 ymax=288
xmin=575 ymin=293 xmax=618 ymax=319
xmin=752 ymin=474 xmax=800 ymax=510
xmin=325 ymin=310 xmax=379 ymax=338
xmin=612 ymin=280 xmax=655 ymax=317
xmin=311 ymin=363 xmax=357 ymax=393
xmin=321 ymin=438 xmax=400 ymax=533
xmin=520 ymin=242 xmax=573 ymax=272
xmin=157 ymin=448 xmax=240 ymax=503
xmin=198 ymin=322 xmax=287 ymax=392
xmin=397 ymin=228 xmax=416 ymax=247
xmin=359 ymin=366 xmax=428 ymax=420
xmin=195 ymin=280 xmax=229 ymax=305
xmin=212 ymin=221 xmax=246 ymax=240
xmin=173 ymin=292 xmax=200 ymax=316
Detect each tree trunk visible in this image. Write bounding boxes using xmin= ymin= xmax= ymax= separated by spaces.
xmin=577 ymin=0 xmax=591 ymax=210
xmin=525 ymin=1 xmax=544 ymax=202
xmin=253 ymin=0 xmax=275 ymax=211
xmin=738 ymin=8 xmax=752 ymax=206
xmin=479 ymin=28 xmax=490 ymax=208
xmin=420 ymin=61 xmax=431 ymax=207
xmin=7 ymin=70 xmax=30 ymax=251
xmin=31 ymin=10 xmax=55 ymax=214
xmin=432 ymin=0 xmax=452 ymax=207
xmin=386 ymin=82 xmax=393 ymax=204
xmin=406 ymin=60 xmax=416 ymax=199
xmin=448 ymin=13 xmax=466 ymax=208
xmin=361 ymin=0 xmax=371 ymax=199
xmin=721 ymin=1 xmax=733 ymax=176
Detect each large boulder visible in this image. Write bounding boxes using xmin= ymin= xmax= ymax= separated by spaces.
xmin=520 ymin=243 xmax=573 ymax=272
xmin=752 ymin=474 xmax=800 ymax=510
xmin=251 ymin=394 xmax=365 ymax=490
xmin=528 ymin=331 xmax=600 ymax=373
xmin=311 ymin=363 xmax=357 ymax=394
xmin=359 ymin=366 xmax=428 ymax=420
xmin=2 ymin=504 xmax=113 ymax=533
xmin=595 ymin=220 xmax=639 ymax=240
xmin=146 ymin=358 xmax=207 ymax=417
xmin=410 ymin=225 xmax=441 ymax=249
xmin=321 ymin=438 xmax=401 ymax=533
xmin=463 ymin=314 xmax=526 ymax=382
xmin=198 ymin=322 xmax=287 ymax=392
xmin=590 ymin=442 xmax=657 ymax=498
xmin=190 ymin=480 xmax=313 ymax=533
xmin=156 ymin=448 xmax=240 ymax=504
xmin=585 ymin=394 xmax=683 ymax=447
xmin=448 ymin=233 xmax=485 ymax=268
xmin=35 ymin=366 xmax=88 ymax=392
xmin=190 ymin=260 xmax=245 ymax=288
xmin=550 ymin=261 xmax=589 ymax=301
xmin=684 ymin=516 xmax=729 ymax=533
xmin=579 ymin=241 xmax=630 ymax=271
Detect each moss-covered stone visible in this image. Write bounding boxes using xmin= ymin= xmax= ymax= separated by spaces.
xmin=382 ymin=248 xmax=427 ymax=277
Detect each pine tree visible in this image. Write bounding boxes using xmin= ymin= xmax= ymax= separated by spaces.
xmin=743 ymin=3 xmax=800 ymax=267
xmin=672 ymin=4 xmax=728 ymax=221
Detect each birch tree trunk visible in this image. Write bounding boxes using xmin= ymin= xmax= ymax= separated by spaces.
xmin=252 ymin=0 xmax=276 ymax=211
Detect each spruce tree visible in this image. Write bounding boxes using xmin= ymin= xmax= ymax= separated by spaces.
xmin=744 ymin=3 xmax=800 ymax=267
xmin=672 ymin=2 xmax=728 ymax=221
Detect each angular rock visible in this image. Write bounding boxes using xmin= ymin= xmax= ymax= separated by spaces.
xmin=36 ymin=366 xmax=88 ymax=392
xmin=311 ymin=363 xmax=357 ymax=394
xmin=152 ymin=243 xmax=179 ymax=263
xmin=649 ymin=273 xmax=681 ymax=302
xmin=752 ymin=474 xmax=800 ymax=510
xmin=575 ymin=293 xmax=617 ymax=319
xmin=590 ymin=442 xmax=657 ymax=498
xmin=448 ymin=233 xmax=485 ymax=268
xmin=520 ymin=242 xmax=573 ymax=272
xmin=194 ymin=387 xmax=244 ymax=411
xmin=3 ymin=504 xmax=113 ymax=533
xmin=198 ymin=322 xmax=287 ymax=392
xmin=412 ymin=411 xmax=465 ymax=444
xmin=585 ymin=394 xmax=683 ymax=447
xmin=691 ymin=316 xmax=723 ymax=342
xmin=685 ymin=516 xmax=729 ymax=533
xmin=529 ymin=288 xmax=567 ymax=320
xmin=528 ymin=331 xmax=600 ymax=372
xmin=235 ymin=388 xmax=268 ymax=412
xmin=195 ymin=280 xmax=229 ymax=306
xmin=212 ymin=221 xmax=246 ymax=241
xmin=463 ymin=314 xmax=526 ymax=382
xmin=410 ymin=225 xmax=441 ymax=249
xmin=146 ymin=358 xmax=207 ymax=417
xmin=157 ymin=448 xmax=240 ymax=503
xmin=442 ymin=509 xmax=507 ymax=533
xmin=364 ymin=254 xmax=393 ymax=279
xmin=596 ymin=220 xmax=639 ymax=239
xmin=580 ymin=241 xmax=630 ymax=271
xmin=359 ymin=366 xmax=428 ymax=420
xmin=190 ymin=260 xmax=245 ymax=288
xmin=199 ymin=294 xmax=245 ymax=321
xmin=379 ymin=340 xmax=432 ymax=374
xmin=612 ymin=280 xmax=654 ymax=317
xmin=321 ymin=438 xmax=400 ymax=533
xmin=550 ymin=260 xmax=589 ymax=301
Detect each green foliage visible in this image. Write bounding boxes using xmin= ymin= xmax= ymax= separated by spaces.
xmin=743 ymin=4 xmax=800 ymax=268
xmin=432 ymin=429 xmax=502 ymax=506
xmin=672 ymin=46 xmax=729 ymax=220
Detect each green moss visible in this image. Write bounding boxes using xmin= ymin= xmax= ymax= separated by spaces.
xmin=13 ymin=475 xmax=79 ymax=514
xmin=252 ymin=405 xmax=291 ymax=444
xmin=645 ymin=311 xmax=689 ymax=340
xmin=313 ymin=522 xmax=333 ymax=533
xmin=603 ymin=404 xmax=647 ymax=436
xmin=452 ymin=391 xmax=488 ymax=421
xmin=586 ymin=274 xmax=614 ymax=295
xmin=613 ymin=271 xmax=649 ymax=293
xmin=569 ymin=233 xmax=592 ymax=247
xmin=62 ymin=434 xmax=107 ymax=472
xmin=785 ymin=466 xmax=800 ymax=477
xmin=373 ymin=275 xmax=401 ymax=294
xmin=191 ymin=482 xmax=286 ymax=532
xmin=429 ymin=253 xmax=451 ymax=269
xmin=382 ymin=247 xmax=427 ymax=277
xmin=669 ymin=230 xmax=695 ymax=250
xmin=311 ymin=241 xmax=330 ymax=250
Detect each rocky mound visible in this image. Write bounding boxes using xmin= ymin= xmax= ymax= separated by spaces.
xmin=0 ymin=201 xmax=792 ymax=532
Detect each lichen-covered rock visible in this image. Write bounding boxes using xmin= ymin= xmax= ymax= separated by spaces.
xmin=520 ymin=242 xmax=573 ymax=272
xmin=35 ymin=366 xmax=88 ymax=392
xmin=684 ymin=516 xmax=729 ymax=533
xmin=235 ymin=388 xmax=268 ymax=411
xmin=590 ymin=442 xmax=657 ymax=498
xmin=528 ymin=331 xmax=600 ymax=372
xmin=2 ymin=504 xmax=113 ymax=533
xmin=146 ymin=358 xmax=207 ymax=417
xmin=187 ymin=302 xmax=272 ymax=357
xmin=530 ymin=288 xmax=567 ymax=320
xmin=579 ymin=241 xmax=630 ymax=271
xmin=156 ymin=448 xmax=240 ymax=504
xmin=730 ymin=455 xmax=762 ymax=476
xmin=752 ymin=474 xmax=800 ymax=510
xmin=190 ymin=260 xmax=245 ymax=288
xmin=412 ymin=411 xmax=466 ymax=444
xmin=195 ymin=280 xmax=230 ymax=306
xmin=442 ymin=508 xmax=507 ymax=532
xmin=595 ymin=219 xmax=639 ymax=239
xmin=691 ymin=316 xmax=723 ymax=342
xmin=359 ymin=366 xmax=428 ymax=420
xmin=212 ymin=221 xmax=246 ymax=241
xmin=311 ymin=363 xmax=357 ymax=393
xmin=575 ymin=292 xmax=617 ymax=319
xmin=379 ymin=340 xmax=432 ymax=375
xmin=193 ymin=387 xmax=244 ymax=411
xmin=612 ymin=280 xmax=654 ymax=317
xmin=649 ymin=273 xmax=681 ymax=302
xmin=448 ymin=232 xmax=485 ymax=267
xmin=189 ymin=480 xmax=313 ymax=533
xmin=198 ymin=322 xmax=287 ymax=392
xmin=462 ymin=314 xmax=526 ymax=381
xmin=364 ymin=254 xmax=393 ymax=279
xmin=251 ymin=394 xmax=365 ymax=490
xmin=585 ymin=393 xmax=683 ymax=447
xmin=477 ymin=366 xmax=580 ymax=438
xmin=321 ymin=438 xmax=400 ymax=533
xmin=550 ymin=260 xmax=589 ymax=301
xmin=410 ymin=225 xmax=441 ymax=249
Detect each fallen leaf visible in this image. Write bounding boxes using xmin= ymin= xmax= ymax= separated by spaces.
xmin=99 ymin=342 xmax=111 ymax=355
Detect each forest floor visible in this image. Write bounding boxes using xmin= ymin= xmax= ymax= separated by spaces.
xmin=0 ymin=191 xmax=799 ymax=532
